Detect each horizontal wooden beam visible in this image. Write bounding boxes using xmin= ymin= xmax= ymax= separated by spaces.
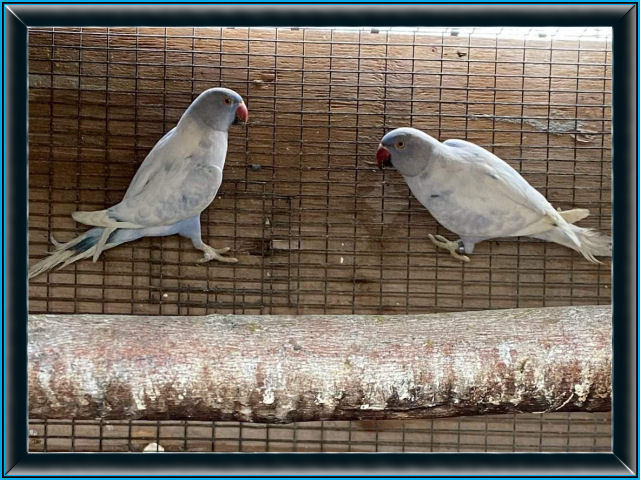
xmin=28 ymin=305 xmax=611 ymax=422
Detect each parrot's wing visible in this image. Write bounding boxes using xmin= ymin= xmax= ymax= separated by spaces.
xmin=73 ymin=154 xmax=223 ymax=229
xmin=442 ymin=139 xmax=565 ymax=237
xmin=114 ymin=158 xmax=223 ymax=227
xmin=122 ymin=127 xmax=177 ymax=201
xmin=443 ymin=139 xmax=549 ymax=215
xmin=72 ymin=127 xmax=180 ymax=229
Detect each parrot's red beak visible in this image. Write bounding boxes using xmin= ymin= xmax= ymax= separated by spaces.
xmin=376 ymin=144 xmax=392 ymax=169
xmin=235 ymin=102 xmax=248 ymax=124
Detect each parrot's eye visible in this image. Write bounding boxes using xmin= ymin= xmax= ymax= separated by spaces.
xmin=395 ymin=139 xmax=406 ymax=151
xmin=223 ymin=97 xmax=232 ymax=105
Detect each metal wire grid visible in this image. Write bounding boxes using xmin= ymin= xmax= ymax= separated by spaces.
xmin=28 ymin=413 xmax=611 ymax=453
xmin=27 ymin=26 xmax=612 ymax=316
xmin=26 ymin=26 xmax=612 ymax=455
xmin=307 ymin=27 xmax=613 ymax=41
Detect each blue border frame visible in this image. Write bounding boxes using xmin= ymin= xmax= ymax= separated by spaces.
xmin=3 ymin=2 xmax=636 ymax=476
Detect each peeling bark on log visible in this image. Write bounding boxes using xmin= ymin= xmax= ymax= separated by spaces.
xmin=28 ymin=305 xmax=611 ymax=423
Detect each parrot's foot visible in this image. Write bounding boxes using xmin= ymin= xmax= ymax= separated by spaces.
xmin=197 ymin=244 xmax=238 ymax=264
xmin=428 ymin=234 xmax=471 ymax=262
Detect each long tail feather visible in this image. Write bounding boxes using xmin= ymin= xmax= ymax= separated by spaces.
xmin=72 ymin=209 xmax=140 ymax=229
xmin=93 ymin=226 xmax=116 ymax=262
xmin=530 ymin=224 xmax=611 ymax=264
xmin=30 ymin=222 xmax=175 ymax=279
xmin=29 ymin=228 xmax=107 ymax=279
xmin=49 ymin=233 xmax=64 ymax=250
xmin=558 ymin=208 xmax=590 ymax=224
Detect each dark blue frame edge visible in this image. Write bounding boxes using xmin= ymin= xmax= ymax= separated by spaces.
xmin=2 ymin=3 xmax=636 ymax=476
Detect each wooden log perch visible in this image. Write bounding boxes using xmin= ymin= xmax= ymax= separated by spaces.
xmin=28 ymin=305 xmax=611 ymax=423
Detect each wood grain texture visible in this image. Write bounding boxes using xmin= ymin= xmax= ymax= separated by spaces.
xmin=28 ymin=27 xmax=612 ymax=316
xmin=29 ymin=305 xmax=611 ymax=422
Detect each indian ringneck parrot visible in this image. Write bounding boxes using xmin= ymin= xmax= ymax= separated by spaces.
xmin=29 ymin=87 xmax=248 ymax=279
xmin=376 ymin=127 xmax=611 ymax=263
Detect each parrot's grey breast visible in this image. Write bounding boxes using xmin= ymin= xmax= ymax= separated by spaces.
xmin=180 ymin=121 xmax=229 ymax=169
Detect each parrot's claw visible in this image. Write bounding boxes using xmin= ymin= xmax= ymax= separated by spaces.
xmin=428 ymin=234 xmax=471 ymax=262
xmin=197 ymin=244 xmax=238 ymax=264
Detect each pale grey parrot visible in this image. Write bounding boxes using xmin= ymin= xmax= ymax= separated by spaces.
xmin=29 ymin=87 xmax=248 ymax=279
xmin=376 ymin=127 xmax=611 ymax=263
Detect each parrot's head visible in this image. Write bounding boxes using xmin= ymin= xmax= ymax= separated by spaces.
xmin=377 ymin=127 xmax=438 ymax=177
xmin=188 ymin=87 xmax=248 ymax=131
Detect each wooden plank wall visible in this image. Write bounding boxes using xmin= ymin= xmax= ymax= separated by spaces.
xmin=28 ymin=27 xmax=612 ymax=316
xmin=29 ymin=413 xmax=612 ymax=452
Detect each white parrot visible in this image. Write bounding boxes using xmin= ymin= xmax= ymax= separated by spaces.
xmin=376 ymin=127 xmax=611 ymax=263
xmin=29 ymin=87 xmax=248 ymax=279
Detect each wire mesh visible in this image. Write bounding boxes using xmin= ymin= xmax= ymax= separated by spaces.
xmin=28 ymin=26 xmax=612 ymax=315
xmin=27 ymin=26 xmax=612 ymax=453
xmin=28 ymin=413 xmax=612 ymax=453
